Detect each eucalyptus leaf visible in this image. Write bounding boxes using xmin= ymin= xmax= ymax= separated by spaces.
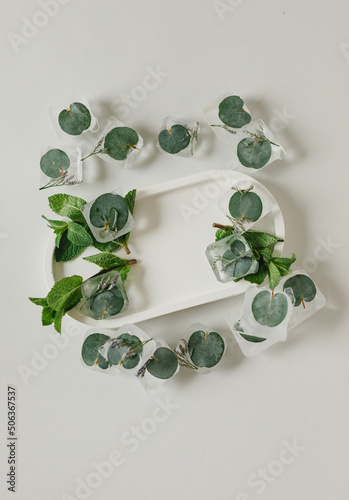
xmin=107 ymin=334 xmax=142 ymax=369
xmin=88 ymin=287 xmax=125 ymax=318
xmin=237 ymin=138 xmax=271 ymax=169
xmin=236 ymin=260 xmax=268 ymax=285
xmin=146 ymin=347 xmax=178 ymax=379
xmin=89 ymin=193 xmax=129 ymax=234
xmin=104 ymin=127 xmax=139 ymax=160
xmin=58 ymin=102 xmax=91 ymax=136
xmin=229 ymin=191 xmax=263 ymax=222
xmin=81 ymin=333 xmax=110 ymax=367
xmin=158 ymin=124 xmax=190 ymax=154
xmin=40 ymin=149 xmax=70 ymax=178
xmin=252 ymin=290 xmax=288 ymax=327
xmin=188 ymin=330 xmax=225 ymax=368
xmin=283 ymin=274 xmax=316 ymax=307
xmin=218 ymin=96 xmax=251 ymax=128
xmin=240 ymin=333 xmax=267 ymax=343
xmin=222 ymin=239 xmax=253 ymax=278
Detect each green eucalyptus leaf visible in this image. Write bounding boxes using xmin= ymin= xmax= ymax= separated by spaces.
xmin=104 ymin=127 xmax=139 ymax=160
xmin=49 ymin=193 xmax=86 ymax=223
xmin=83 ymin=252 xmax=127 ymax=270
xmin=40 ymin=149 xmax=70 ymax=178
xmin=222 ymin=240 xmax=253 ymax=278
xmin=252 ymin=290 xmax=288 ymax=327
xmin=67 ymin=221 xmax=93 ymax=247
xmin=240 ymin=333 xmax=267 ymax=343
xmin=81 ymin=333 xmax=110 ymax=367
xmin=58 ymin=102 xmax=91 ymax=136
xmin=237 ymin=138 xmax=272 ymax=169
xmin=47 ymin=275 xmax=83 ymax=312
xmin=146 ymin=347 xmax=178 ymax=379
xmin=218 ymin=96 xmax=251 ymax=128
xmin=88 ymin=287 xmax=125 ymax=318
xmin=229 ymin=191 xmax=263 ymax=222
xmin=54 ymin=231 xmax=86 ymax=262
xmin=89 ymin=193 xmax=129 ymax=234
xmin=188 ymin=330 xmax=225 ymax=368
xmin=236 ymin=260 xmax=268 ymax=285
xmin=107 ymin=334 xmax=142 ymax=369
xmin=158 ymin=124 xmax=190 ymax=154
xmin=283 ymin=274 xmax=316 ymax=307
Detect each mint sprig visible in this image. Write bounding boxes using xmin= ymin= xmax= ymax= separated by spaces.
xmin=213 ymin=224 xmax=296 ymax=289
xmin=43 ymin=191 xmax=137 ymax=261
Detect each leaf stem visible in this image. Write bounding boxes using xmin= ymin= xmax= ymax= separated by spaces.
xmin=212 ymin=223 xmax=229 ymax=231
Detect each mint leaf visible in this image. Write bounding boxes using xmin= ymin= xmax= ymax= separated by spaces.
xmin=29 ymin=297 xmax=48 ymax=307
xmin=215 ymin=227 xmax=235 ymax=241
xmin=42 ymin=306 xmax=56 ymax=326
xmin=238 ymin=261 xmax=268 ymax=285
xmin=83 ymin=252 xmax=127 ymax=269
xmin=55 ymin=231 xmax=86 ymax=262
xmin=244 ymin=231 xmax=284 ymax=249
xmin=47 ymin=275 xmax=83 ymax=311
xmin=258 ymin=247 xmax=273 ymax=264
xmin=53 ymin=309 xmax=65 ymax=334
xmin=119 ymin=265 xmax=130 ymax=282
xmin=125 ymin=189 xmax=136 ymax=215
xmin=55 ymin=231 xmax=65 ymax=248
xmin=67 ymin=221 xmax=93 ymax=247
xmin=267 ymin=261 xmax=281 ymax=290
xmin=48 ymin=194 xmax=86 ymax=223
xmin=42 ymin=216 xmax=68 ymax=231
xmin=92 ymin=239 xmax=122 ymax=253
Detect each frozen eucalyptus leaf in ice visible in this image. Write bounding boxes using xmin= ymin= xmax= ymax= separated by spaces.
xmin=89 ymin=193 xmax=129 ymax=234
xmin=146 ymin=347 xmax=178 ymax=379
xmin=229 ymin=190 xmax=263 ymax=222
xmin=158 ymin=124 xmax=191 ymax=154
xmin=283 ymin=274 xmax=316 ymax=308
xmin=58 ymin=102 xmax=91 ymax=136
xmin=222 ymin=240 xmax=253 ymax=278
xmin=81 ymin=333 xmax=110 ymax=367
xmin=237 ymin=138 xmax=272 ymax=169
xmin=188 ymin=330 xmax=225 ymax=368
xmin=107 ymin=333 xmax=142 ymax=369
xmin=218 ymin=96 xmax=251 ymax=128
xmin=40 ymin=149 xmax=70 ymax=178
xmin=104 ymin=127 xmax=139 ymax=160
xmin=88 ymin=287 xmax=125 ymax=318
xmin=252 ymin=290 xmax=288 ymax=327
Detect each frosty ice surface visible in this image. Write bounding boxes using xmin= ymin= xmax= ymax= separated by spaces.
xmin=157 ymin=115 xmax=200 ymax=157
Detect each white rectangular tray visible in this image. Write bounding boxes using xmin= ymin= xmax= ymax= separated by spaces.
xmin=44 ymin=169 xmax=284 ymax=328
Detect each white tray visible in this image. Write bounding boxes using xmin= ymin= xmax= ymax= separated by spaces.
xmin=43 ymin=169 xmax=284 ymax=328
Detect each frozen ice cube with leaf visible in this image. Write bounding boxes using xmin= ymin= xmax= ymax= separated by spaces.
xmin=80 ymin=270 xmax=129 ymax=320
xmin=217 ymin=180 xmax=274 ymax=232
xmin=80 ymin=191 xmax=135 ymax=243
xmin=174 ymin=322 xmax=226 ymax=374
xmin=49 ymin=95 xmax=98 ymax=139
xmin=206 ymin=233 xmax=259 ymax=283
xmin=157 ymin=115 xmax=200 ymax=157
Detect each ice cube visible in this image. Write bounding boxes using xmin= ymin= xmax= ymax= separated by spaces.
xmin=227 ymin=284 xmax=294 ymax=356
xmin=136 ymin=338 xmax=179 ymax=394
xmin=206 ymin=233 xmax=259 ymax=283
xmin=80 ymin=190 xmax=135 ymax=243
xmin=80 ymin=328 xmax=116 ymax=373
xmin=98 ymin=324 xmax=156 ymax=375
xmin=39 ymin=145 xmax=83 ymax=190
xmin=217 ymin=180 xmax=274 ymax=232
xmin=157 ymin=115 xmax=200 ymax=157
xmin=277 ymin=270 xmax=326 ymax=330
xmin=48 ymin=95 xmax=99 ymax=140
xmin=80 ymin=270 xmax=129 ymax=320
xmin=174 ymin=322 xmax=226 ymax=374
